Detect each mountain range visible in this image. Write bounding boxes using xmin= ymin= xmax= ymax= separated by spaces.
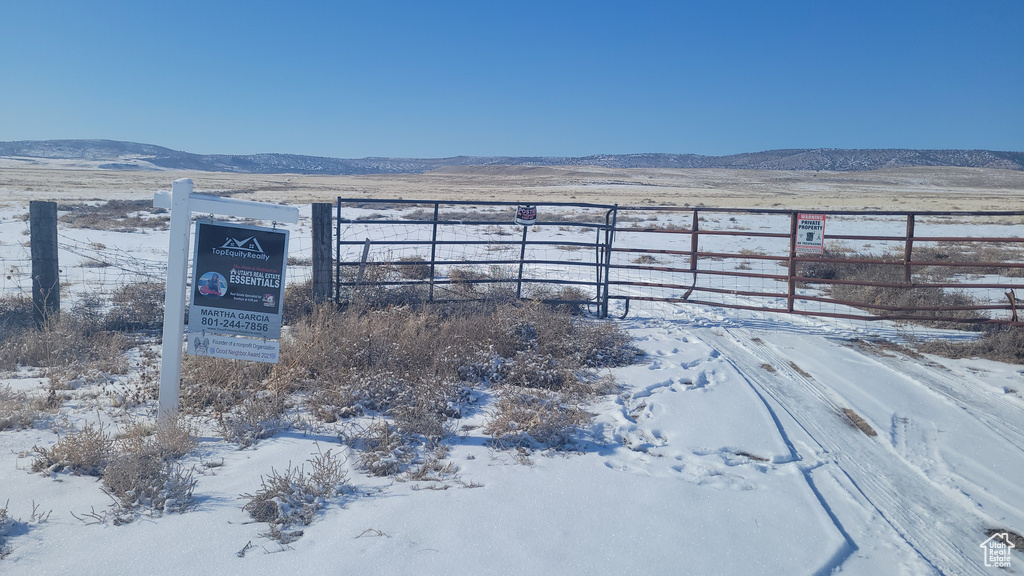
xmin=1 ymin=139 xmax=1022 ymax=174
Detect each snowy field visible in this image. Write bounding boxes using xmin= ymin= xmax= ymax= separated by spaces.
xmin=1 ymin=191 xmax=1023 ymax=575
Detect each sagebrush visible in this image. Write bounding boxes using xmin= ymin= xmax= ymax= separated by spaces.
xmin=242 ymin=446 xmax=348 ymax=542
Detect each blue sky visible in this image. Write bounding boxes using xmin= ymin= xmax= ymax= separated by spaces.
xmin=1 ymin=1 xmax=1021 ymax=158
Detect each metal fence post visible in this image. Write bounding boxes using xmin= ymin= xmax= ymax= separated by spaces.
xmin=516 ymin=225 xmax=529 ymax=298
xmin=904 ymin=214 xmax=915 ymax=284
xmin=429 ymin=203 xmax=439 ymax=302
xmin=600 ymin=206 xmax=618 ymax=318
xmin=335 ymin=198 xmax=342 ymax=304
xmin=787 ymin=212 xmax=798 ymax=313
xmin=29 ymin=201 xmax=60 ymax=327
xmin=595 ymin=217 xmax=605 ymax=308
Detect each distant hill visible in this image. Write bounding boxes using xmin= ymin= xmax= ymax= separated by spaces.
xmin=1 ymin=139 xmax=1022 ymax=174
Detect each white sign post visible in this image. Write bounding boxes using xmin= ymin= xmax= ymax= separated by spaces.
xmin=154 ymin=178 xmax=298 ymax=425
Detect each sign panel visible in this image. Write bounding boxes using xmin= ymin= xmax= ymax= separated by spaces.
xmin=796 ymin=213 xmax=826 ymax=254
xmin=515 ymin=205 xmax=537 ymax=226
xmin=188 ymin=220 xmax=288 ymax=340
xmin=188 ymin=332 xmax=280 ymax=363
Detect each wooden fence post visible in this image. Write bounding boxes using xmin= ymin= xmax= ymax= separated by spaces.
xmin=30 ymin=201 xmax=59 ymax=326
xmin=312 ymin=203 xmax=333 ymax=303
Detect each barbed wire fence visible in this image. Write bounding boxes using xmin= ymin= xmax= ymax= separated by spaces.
xmin=0 ymin=206 xmax=315 ymax=320
xmin=4 ymin=199 xmax=1023 ymax=343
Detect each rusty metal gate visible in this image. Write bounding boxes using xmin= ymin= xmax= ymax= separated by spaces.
xmin=608 ymin=207 xmax=1024 ymax=326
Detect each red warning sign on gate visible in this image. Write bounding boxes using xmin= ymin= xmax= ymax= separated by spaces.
xmin=796 ymin=213 xmax=826 ymax=254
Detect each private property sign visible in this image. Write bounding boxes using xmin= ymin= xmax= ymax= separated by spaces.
xmin=796 ymin=213 xmax=826 ymax=253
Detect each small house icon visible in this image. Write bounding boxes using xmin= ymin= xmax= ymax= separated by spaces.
xmin=980 ymin=532 xmax=1015 ymax=568
xmin=221 ymin=236 xmax=264 ymax=253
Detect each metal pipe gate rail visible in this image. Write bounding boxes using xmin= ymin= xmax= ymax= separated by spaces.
xmin=335 ymin=198 xmax=618 ymax=317
xmin=335 ymin=200 xmax=1024 ymax=326
xmin=608 ymin=206 xmax=1024 ymax=326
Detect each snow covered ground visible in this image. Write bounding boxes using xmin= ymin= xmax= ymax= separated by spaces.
xmin=1 ymin=198 xmax=1023 ymax=575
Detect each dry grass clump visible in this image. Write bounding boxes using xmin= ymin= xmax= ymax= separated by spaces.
xmin=280 ymin=298 xmax=637 ymax=463
xmin=0 ymin=284 xmax=164 ymax=382
xmin=173 ymin=291 xmax=636 ymax=463
xmin=1 ymin=282 xmax=164 ymax=340
xmin=217 ymin=393 xmax=289 ymax=448
xmin=57 ymin=200 xmax=169 ymax=232
xmin=439 ymin=265 xmax=519 ymax=302
xmin=111 ymin=415 xmax=199 ymax=461
xmin=0 ymin=502 xmax=11 ymax=559
xmin=0 ymin=385 xmax=52 ymax=431
xmin=912 ymin=242 xmax=1024 ymax=278
xmin=0 ymin=312 xmax=129 ymax=384
xmin=179 ymin=356 xmax=273 ymax=414
xmin=102 ymin=439 xmax=198 ymax=515
xmin=105 ymin=414 xmax=199 ymax=512
xmin=0 ymin=500 xmax=49 ymax=559
xmin=103 ymin=282 xmax=164 ymax=331
xmin=0 ymin=295 xmax=34 ymax=348
xmin=397 ymin=256 xmax=432 ymax=280
xmin=389 ymin=382 xmax=457 ymax=441
xmin=484 ymin=389 xmax=590 ymax=448
xmin=31 ymin=422 xmax=113 ymax=476
xmin=33 ymin=417 xmax=199 ymax=516
xmin=281 ymin=304 xmax=481 ymax=418
xmin=354 ymin=420 xmax=413 ymax=476
xmin=339 ymin=262 xmax=429 ymax=309
xmin=499 ymin=352 xmax=575 ymax=392
xmin=242 ymin=446 xmax=348 ymax=542
xmin=402 ymin=448 xmax=460 ymax=483
xmin=918 ymin=324 xmax=1024 ymax=364
xmin=528 ymin=286 xmax=595 ymax=316
xmin=283 ymin=278 xmax=315 ymax=324
xmin=800 ymin=248 xmax=986 ymax=328
xmin=448 ymin=266 xmax=488 ymax=285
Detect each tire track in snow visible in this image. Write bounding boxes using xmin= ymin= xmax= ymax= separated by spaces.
xmin=863 ymin=348 xmax=1024 ymax=455
xmin=697 ymin=327 xmax=993 ymax=576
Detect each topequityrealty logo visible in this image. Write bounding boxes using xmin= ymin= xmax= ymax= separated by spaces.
xmin=980 ymin=532 xmax=1016 ymax=569
xmin=213 ymin=236 xmax=270 ymax=261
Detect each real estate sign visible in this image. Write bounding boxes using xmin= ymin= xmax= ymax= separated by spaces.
xmin=796 ymin=213 xmax=826 ymax=254
xmin=187 ymin=220 xmax=288 ymax=362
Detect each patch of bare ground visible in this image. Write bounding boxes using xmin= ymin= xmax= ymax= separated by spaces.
xmin=840 ymin=408 xmax=878 ymax=437
xmin=845 ymin=338 xmax=944 ymax=368
xmin=984 ymin=528 xmax=1024 ymax=551
xmin=918 ymin=325 xmax=1024 ymax=365
xmin=734 ymin=451 xmax=769 ymax=462
xmin=788 ymin=361 xmax=812 ymax=378
xmin=846 ymin=338 xmax=916 ymax=359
